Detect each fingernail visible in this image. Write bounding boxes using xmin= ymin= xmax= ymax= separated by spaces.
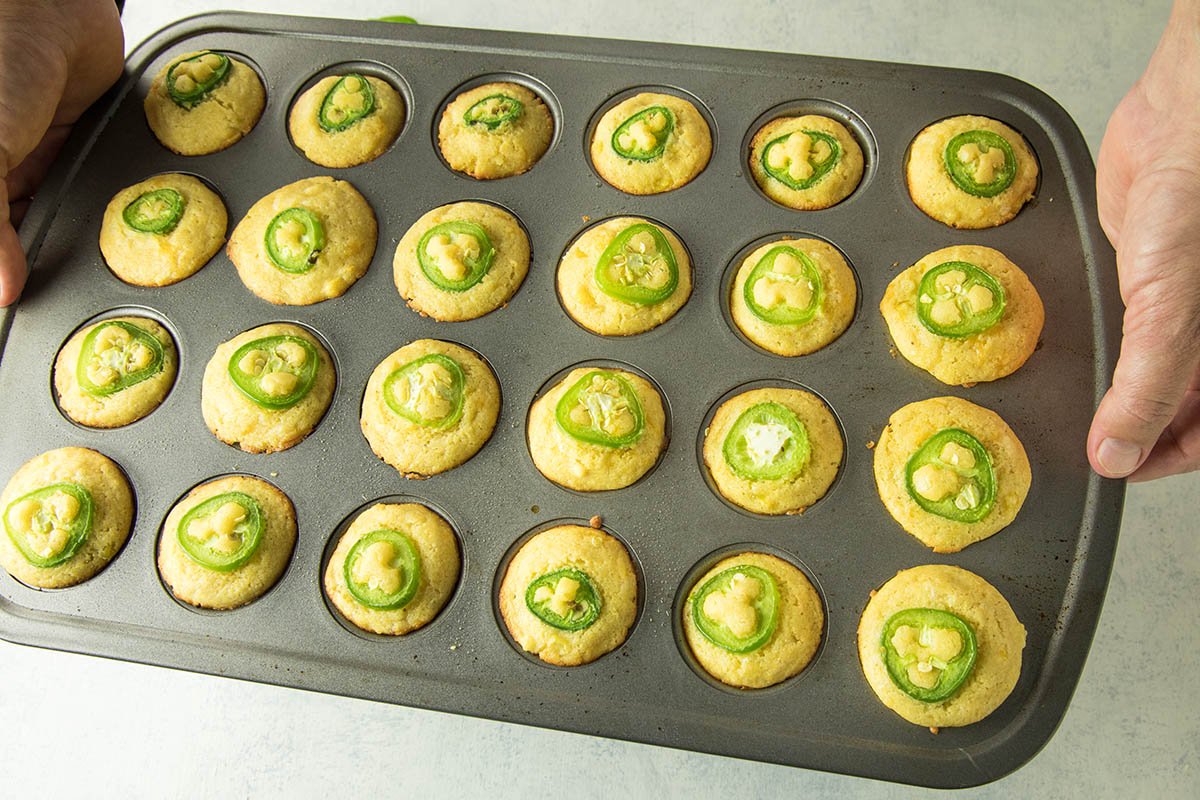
xmin=1097 ymin=438 xmax=1142 ymax=476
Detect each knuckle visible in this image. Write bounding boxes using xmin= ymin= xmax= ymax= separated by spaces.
xmin=1118 ymin=391 xmax=1177 ymax=428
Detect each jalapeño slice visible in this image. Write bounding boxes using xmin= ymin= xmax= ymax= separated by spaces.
xmin=882 ymin=607 xmax=977 ymax=702
xmin=905 ymin=428 xmax=996 ymax=523
xmin=344 ymin=529 xmax=421 ymax=610
xmin=761 ymin=129 xmax=841 ymax=191
xmin=916 ymin=261 xmax=1006 ymax=338
xmin=383 ymin=353 xmax=466 ymax=428
xmin=593 ymin=222 xmax=678 ymax=305
xmin=944 ymin=130 xmax=1017 ymax=197
xmin=463 ymin=93 xmax=523 ymax=131
xmin=611 ymin=105 xmax=675 ymax=161
xmin=743 ymin=245 xmax=823 ymax=325
xmin=265 ymin=207 xmax=325 ymax=274
xmin=525 ymin=567 xmax=601 ymax=631
xmin=122 ymin=188 xmax=185 ymax=234
xmin=722 ymin=401 xmax=810 ymax=481
xmin=319 ymin=73 xmax=376 ymax=132
xmin=176 ymin=491 xmax=264 ymax=572
xmin=227 ymin=335 xmax=320 ymax=410
xmin=76 ymin=320 xmax=166 ymax=398
xmin=691 ymin=564 xmax=779 ymax=654
xmin=554 ymin=370 xmax=645 ymax=448
xmin=417 ymin=221 xmax=495 ymax=292
xmin=166 ymin=51 xmax=231 ymax=110
xmin=3 ymin=483 xmax=94 ymax=568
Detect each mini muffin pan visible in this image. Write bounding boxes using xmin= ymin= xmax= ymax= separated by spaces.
xmin=0 ymin=13 xmax=1124 ymax=789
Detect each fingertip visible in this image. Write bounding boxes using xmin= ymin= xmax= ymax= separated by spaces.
xmin=1091 ymin=436 xmax=1143 ymax=478
xmin=0 ymin=222 xmax=29 ymax=307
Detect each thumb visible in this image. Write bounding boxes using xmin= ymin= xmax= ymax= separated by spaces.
xmin=0 ymin=180 xmax=28 ymax=307
xmin=1088 ymin=280 xmax=1200 ymax=477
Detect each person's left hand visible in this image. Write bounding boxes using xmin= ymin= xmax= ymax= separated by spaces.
xmin=0 ymin=0 xmax=125 ymax=307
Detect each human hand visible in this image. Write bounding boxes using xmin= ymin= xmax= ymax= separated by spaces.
xmin=1089 ymin=0 xmax=1200 ymax=481
xmin=0 ymin=0 xmax=124 ymax=307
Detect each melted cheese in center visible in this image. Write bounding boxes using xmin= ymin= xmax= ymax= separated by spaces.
xmin=701 ymin=571 xmax=761 ymax=638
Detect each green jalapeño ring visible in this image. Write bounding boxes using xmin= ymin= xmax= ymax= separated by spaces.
xmin=76 ymin=320 xmax=166 ymax=398
xmin=4 ymin=482 xmax=95 ymax=568
xmin=554 ymin=370 xmax=645 ymax=448
xmin=463 ymin=93 xmax=523 ymax=130
xmin=691 ymin=564 xmax=780 ymax=654
xmin=417 ymin=220 xmax=496 ymax=292
xmin=383 ymin=353 xmax=467 ymax=428
xmin=881 ymin=607 xmax=978 ymax=702
xmin=904 ymin=428 xmax=996 ymax=523
xmin=916 ymin=261 xmax=1006 ymax=338
xmin=943 ymin=129 xmax=1017 ymax=197
xmin=176 ymin=491 xmax=264 ymax=572
xmin=722 ymin=401 xmax=811 ymax=481
xmin=743 ymin=245 xmax=824 ymax=326
xmin=227 ymin=334 xmax=320 ymax=410
xmin=344 ymin=529 xmax=421 ymax=610
xmin=167 ymin=51 xmax=232 ymax=110
xmin=319 ymin=73 xmax=376 ymax=132
xmin=611 ymin=105 xmax=675 ymax=161
xmin=593 ymin=222 xmax=678 ymax=305
xmin=122 ymin=188 xmax=185 ymax=234
xmin=265 ymin=207 xmax=325 ymax=273
xmin=525 ymin=567 xmax=602 ymax=631
xmin=761 ymin=129 xmax=841 ymax=191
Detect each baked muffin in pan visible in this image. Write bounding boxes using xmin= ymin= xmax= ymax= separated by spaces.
xmin=858 ymin=564 xmax=1025 ymax=730
xmin=100 ymin=173 xmax=227 ymax=287
xmin=290 ymin=72 xmax=406 ymax=168
xmin=528 ymin=366 xmax=667 ymax=492
xmin=683 ymin=551 xmax=823 ymax=689
xmin=1 ymin=447 xmax=134 ymax=589
xmin=499 ymin=524 xmax=638 ymax=666
xmin=873 ymin=396 xmax=1031 ymax=553
xmin=55 ymin=316 xmax=178 ymax=428
xmin=325 ymin=502 xmax=460 ymax=635
xmin=144 ymin=50 xmax=265 ymax=156
xmin=438 ymin=81 xmax=553 ymax=179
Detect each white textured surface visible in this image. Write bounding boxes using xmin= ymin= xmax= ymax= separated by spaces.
xmin=2 ymin=1 xmax=1197 ymax=797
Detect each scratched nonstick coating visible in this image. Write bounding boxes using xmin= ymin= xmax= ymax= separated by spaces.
xmin=0 ymin=13 xmax=1124 ymax=789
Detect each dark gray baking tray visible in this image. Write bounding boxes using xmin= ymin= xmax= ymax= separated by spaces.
xmin=0 ymin=12 xmax=1125 ymax=789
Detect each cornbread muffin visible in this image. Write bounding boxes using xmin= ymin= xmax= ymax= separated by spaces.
xmin=324 ymin=502 xmax=460 ymax=635
xmin=881 ymin=245 xmax=1044 ymax=385
xmin=0 ymin=447 xmax=133 ymax=589
xmin=557 ymin=217 xmax=692 ymax=336
xmin=498 ymin=524 xmax=638 ymax=666
xmin=158 ymin=475 xmax=296 ymax=610
xmin=201 ymin=323 xmax=335 ymax=454
xmin=683 ymin=552 xmax=823 ymax=689
xmin=528 ymin=367 xmax=667 ymax=491
xmin=438 ymin=81 xmax=553 ymax=179
xmin=907 ymin=115 xmax=1038 ymax=228
xmin=227 ymin=176 xmax=377 ymax=305
xmin=99 ymin=173 xmax=228 ymax=286
xmin=858 ymin=564 xmax=1025 ymax=729
xmin=749 ymin=115 xmax=864 ymax=209
xmin=703 ymin=387 xmax=842 ymax=515
xmin=874 ymin=396 xmax=1030 ymax=552
xmin=590 ymin=92 xmax=712 ymax=194
xmin=393 ymin=201 xmax=530 ymax=321
xmin=730 ymin=237 xmax=856 ymax=356
xmin=54 ymin=316 xmax=178 ymax=428
xmin=144 ymin=50 xmax=265 ymax=156
xmin=289 ymin=73 xmax=405 ymax=168
xmin=360 ymin=339 xmax=500 ymax=477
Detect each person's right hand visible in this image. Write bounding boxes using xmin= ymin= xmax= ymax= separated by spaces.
xmin=0 ymin=0 xmax=124 ymax=307
xmin=1089 ymin=0 xmax=1200 ymax=481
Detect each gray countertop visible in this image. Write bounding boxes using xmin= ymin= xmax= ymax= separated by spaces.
xmin=1 ymin=1 xmax=1196 ymax=796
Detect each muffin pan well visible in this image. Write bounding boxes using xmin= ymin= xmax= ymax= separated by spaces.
xmin=0 ymin=12 xmax=1123 ymax=788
